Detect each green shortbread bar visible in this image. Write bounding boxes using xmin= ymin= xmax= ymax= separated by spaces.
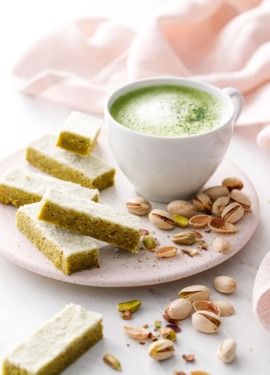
xmin=0 ymin=168 xmax=99 ymax=207
xmin=56 ymin=111 xmax=102 ymax=157
xmin=16 ymin=203 xmax=99 ymax=275
xmin=26 ymin=134 xmax=115 ymax=190
xmin=38 ymin=188 xmax=141 ymax=253
xmin=2 ymin=303 xmax=103 ymax=375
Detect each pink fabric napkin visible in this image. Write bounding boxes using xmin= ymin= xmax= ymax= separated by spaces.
xmin=11 ymin=0 xmax=270 ymax=327
xmin=12 ymin=0 xmax=270 ymax=149
xmin=253 ymin=252 xmax=270 ymax=330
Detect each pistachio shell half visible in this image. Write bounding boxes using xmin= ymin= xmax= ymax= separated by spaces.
xmin=123 ymin=326 xmax=149 ymax=340
xmin=212 ymin=300 xmax=235 ymax=316
xmin=189 ymin=215 xmax=211 ymax=228
xmin=192 ymin=300 xmax=221 ymax=316
xmin=208 ymin=218 xmax=237 ymax=234
xmin=155 ymin=246 xmax=177 ymax=258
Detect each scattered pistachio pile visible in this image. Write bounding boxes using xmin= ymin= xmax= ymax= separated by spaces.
xmin=103 ymin=277 xmax=237 ymax=373
xmin=126 ymin=176 xmax=251 ymax=257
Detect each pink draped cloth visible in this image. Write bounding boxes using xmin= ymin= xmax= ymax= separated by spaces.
xmin=11 ymin=0 xmax=270 ymax=328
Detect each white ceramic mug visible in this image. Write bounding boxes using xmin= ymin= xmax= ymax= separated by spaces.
xmin=104 ymin=77 xmax=244 ymax=203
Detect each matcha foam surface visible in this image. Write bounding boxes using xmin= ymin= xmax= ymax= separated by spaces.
xmin=110 ymin=85 xmax=229 ymax=137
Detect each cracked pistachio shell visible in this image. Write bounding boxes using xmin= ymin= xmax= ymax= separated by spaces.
xmin=192 ymin=310 xmax=222 ymax=333
xmin=211 ymin=196 xmax=230 ymax=217
xmin=208 ymin=218 xmax=237 ymax=234
xmin=189 ymin=214 xmax=211 ymax=228
xmin=123 ymin=326 xmax=149 ymax=340
xmin=212 ymin=300 xmax=235 ymax=316
xmin=217 ymin=338 xmax=237 ymax=363
xmin=230 ymin=189 xmax=251 ymax=211
xmin=165 ymin=298 xmax=192 ymax=320
xmin=178 ymin=285 xmax=211 ymax=302
xmin=148 ymin=339 xmax=175 ymax=361
xmin=192 ymin=300 xmax=221 ymax=316
xmin=172 ymin=231 xmax=197 ymax=245
xmin=221 ymin=202 xmax=244 ymax=224
xmin=149 ymin=209 xmax=174 ymax=230
xmin=213 ymin=276 xmax=237 ymax=294
xmin=192 ymin=193 xmax=212 ymax=212
xmin=126 ymin=197 xmax=152 ymax=215
xmin=167 ymin=200 xmax=196 ymax=218
xmin=203 ymin=185 xmax=230 ymax=201
xmin=222 ymin=177 xmax=243 ymax=191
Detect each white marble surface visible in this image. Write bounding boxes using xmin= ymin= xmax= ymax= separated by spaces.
xmin=0 ymin=1 xmax=270 ymax=374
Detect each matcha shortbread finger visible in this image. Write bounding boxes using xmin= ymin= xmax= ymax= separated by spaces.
xmin=26 ymin=134 xmax=115 ymax=190
xmin=0 ymin=168 xmax=99 ymax=207
xmin=2 ymin=304 xmax=103 ymax=375
xmin=16 ymin=203 xmax=99 ymax=275
xmin=38 ymin=188 xmax=141 ymax=253
xmin=56 ymin=111 xmax=102 ymax=157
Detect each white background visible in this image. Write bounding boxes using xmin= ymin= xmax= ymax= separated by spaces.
xmin=0 ymin=1 xmax=270 ymax=374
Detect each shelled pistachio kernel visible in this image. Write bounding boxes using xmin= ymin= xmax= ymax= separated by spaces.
xmin=142 ymin=235 xmax=156 ymax=250
xmin=148 ymin=339 xmax=175 ymax=361
xmin=103 ymin=354 xmax=122 ymax=371
xmin=117 ymin=300 xmax=141 ymax=313
xmin=167 ymin=200 xmax=196 ymax=219
xmin=126 ymin=197 xmax=152 ymax=215
xmin=149 ymin=209 xmax=174 ymax=230
xmin=159 ymin=327 xmax=177 ymax=341
xmin=174 ymin=215 xmax=189 ymax=227
xmin=213 ymin=276 xmax=237 ymax=294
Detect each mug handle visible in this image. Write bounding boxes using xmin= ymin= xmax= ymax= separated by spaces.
xmin=222 ymin=87 xmax=244 ymax=122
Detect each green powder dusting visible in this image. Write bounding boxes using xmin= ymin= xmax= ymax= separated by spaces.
xmin=110 ymin=85 xmax=229 ymax=137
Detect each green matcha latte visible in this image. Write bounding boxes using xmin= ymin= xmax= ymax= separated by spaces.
xmin=110 ymin=85 xmax=229 ymax=137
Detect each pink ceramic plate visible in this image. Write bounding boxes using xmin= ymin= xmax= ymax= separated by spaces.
xmin=0 ymin=132 xmax=259 ymax=287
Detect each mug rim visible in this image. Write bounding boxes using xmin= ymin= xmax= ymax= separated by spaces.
xmin=104 ymin=76 xmax=235 ymax=140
